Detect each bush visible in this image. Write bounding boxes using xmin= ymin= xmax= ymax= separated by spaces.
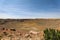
xmin=44 ymin=28 xmax=60 ymax=40
xmin=10 ymin=28 xmax=16 ymax=31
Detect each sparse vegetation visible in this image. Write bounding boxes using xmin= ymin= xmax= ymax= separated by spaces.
xmin=10 ymin=28 xmax=16 ymax=31
xmin=2 ymin=28 xmax=5 ymax=30
xmin=3 ymin=32 xmax=8 ymax=36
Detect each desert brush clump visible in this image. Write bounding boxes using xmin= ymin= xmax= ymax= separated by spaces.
xmin=44 ymin=28 xmax=60 ymax=40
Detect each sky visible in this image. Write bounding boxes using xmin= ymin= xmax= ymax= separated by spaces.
xmin=0 ymin=0 xmax=60 ymax=19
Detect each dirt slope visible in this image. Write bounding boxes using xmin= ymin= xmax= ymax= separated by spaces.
xmin=0 ymin=19 xmax=60 ymax=31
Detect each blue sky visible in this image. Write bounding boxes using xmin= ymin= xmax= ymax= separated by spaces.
xmin=0 ymin=0 xmax=60 ymax=19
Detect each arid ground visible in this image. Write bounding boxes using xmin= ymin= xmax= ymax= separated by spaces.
xmin=0 ymin=19 xmax=60 ymax=40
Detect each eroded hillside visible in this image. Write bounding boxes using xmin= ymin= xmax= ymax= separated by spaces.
xmin=0 ymin=19 xmax=60 ymax=31
xmin=0 ymin=19 xmax=60 ymax=40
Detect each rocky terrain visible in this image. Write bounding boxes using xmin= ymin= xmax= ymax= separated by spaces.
xmin=0 ymin=19 xmax=60 ymax=40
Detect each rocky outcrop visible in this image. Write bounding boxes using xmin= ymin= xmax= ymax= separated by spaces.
xmin=0 ymin=28 xmax=43 ymax=40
